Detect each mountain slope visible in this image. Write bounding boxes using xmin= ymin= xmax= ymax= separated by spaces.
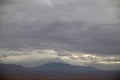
xmin=30 ymin=62 xmax=98 ymax=73
xmin=0 ymin=63 xmax=120 ymax=80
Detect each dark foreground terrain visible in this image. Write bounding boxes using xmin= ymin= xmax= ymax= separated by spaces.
xmin=0 ymin=63 xmax=120 ymax=80
xmin=0 ymin=72 xmax=120 ymax=80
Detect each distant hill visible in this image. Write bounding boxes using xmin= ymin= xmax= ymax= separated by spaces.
xmin=0 ymin=63 xmax=120 ymax=80
xmin=0 ymin=63 xmax=29 ymax=76
xmin=30 ymin=62 xmax=98 ymax=73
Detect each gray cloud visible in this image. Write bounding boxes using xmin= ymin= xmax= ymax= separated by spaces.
xmin=0 ymin=0 xmax=120 ymax=55
xmin=0 ymin=0 xmax=7 ymax=6
xmin=0 ymin=49 xmax=120 ymax=70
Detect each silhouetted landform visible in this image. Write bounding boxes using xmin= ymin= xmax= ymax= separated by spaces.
xmin=0 ymin=63 xmax=120 ymax=80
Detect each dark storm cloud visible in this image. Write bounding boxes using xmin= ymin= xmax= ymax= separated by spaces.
xmin=0 ymin=0 xmax=120 ymax=54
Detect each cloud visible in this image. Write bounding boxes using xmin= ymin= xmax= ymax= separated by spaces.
xmin=0 ymin=49 xmax=120 ymax=70
xmin=0 ymin=49 xmax=58 ymax=66
xmin=0 ymin=1 xmax=120 ymax=71
xmin=0 ymin=0 xmax=120 ymax=55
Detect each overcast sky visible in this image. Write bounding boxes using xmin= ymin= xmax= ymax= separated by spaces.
xmin=0 ymin=0 xmax=120 ymax=70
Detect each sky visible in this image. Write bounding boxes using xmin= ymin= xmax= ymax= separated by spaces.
xmin=0 ymin=0 xmax=120 ymax=70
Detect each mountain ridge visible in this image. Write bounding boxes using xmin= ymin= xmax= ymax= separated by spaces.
xmin=0 ymin=63 xmax=120 ymax=80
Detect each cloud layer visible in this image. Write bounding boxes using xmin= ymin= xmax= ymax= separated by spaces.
xmin=0 ymin=0 xmax=120 ymax=55
xmin=0 ymin=0 xmax=120 ymax=71
xmin=0 ymin=49 xmax=120 ymax=70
